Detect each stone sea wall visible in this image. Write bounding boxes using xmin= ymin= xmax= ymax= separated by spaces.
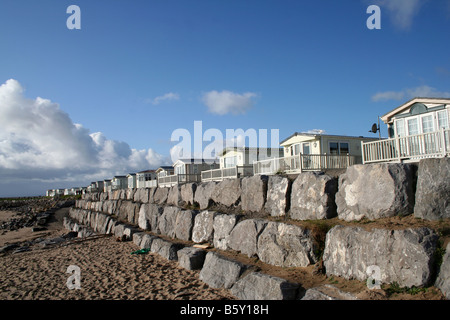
xmin=64 ymin=158 xmax=450 ymax=300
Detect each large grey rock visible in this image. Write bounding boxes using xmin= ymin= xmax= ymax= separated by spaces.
xmin=167 ymin=185 xmax=184 ymax=207
xmin=158 ymin=206 xmax=181 ymax=238
xmin=323 ymin=225 xmax=438 ymax=287
xmin=175 ymin=210 xmax=198 ymax=241
xmin=213 ymin=213 xmax=241 ymax=250
xmin=289 ymin=172 xmax=337 ymax=220
xmin=301 ymin=284 xmax=358 ymax=300
xmin=192 ymin=210 xmax=219 ymax=243
xmin=180 ymin=183 xmax=197 ymax=206
xmin=150 ymin=238 xmax=181 ymax=261
xmin=435 ymin=243 xmax=450 ymax=299
xmin=177 ymin=247 xmax=206 ymax=270
xmin=264 ymin=175 xmax=290 ymax=217
xmin=117 ymin=201 xmax=141 ymax=224
xmin=227 ymin=218 xmax=267 ymax=257
xmin=140 ymin=234 xmax=157 ymax=249
xmin=241 ymin=175 xmax=268 ymax=213
xmin=336 ymin=163 xmax=415 ymax=221
xmin=138 ymin=203 xmax=164 ymax=233
xmin=194 ymin=182 xmax=217 ymax=210
xmin=153 ymin=187 xmax=169 ymax=205
xmin=257 ymin=221 xmax=317 ymax=267
xmin=414 ymin=158 xmax=450 ymax=220
xmin=133 ymin=188 xmax=150 ymax=203
xmin=211 ymin=178 xmax=242 ymax=208
xmin=132 ymin=232 xmax=146 ymax=247
xmin=231 ymin=272 xmax=299 ymax=300
xmin=199 ymin=252 xmax=246 ymax=289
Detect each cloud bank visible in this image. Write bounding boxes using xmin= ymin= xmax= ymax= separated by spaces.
xmin=372 ymin=85 xmax=450 ymax=102
xmin=0 ymin=79 xmax=169 ymax=196
xmin=202 ymin=90 xmax=257 ymax=115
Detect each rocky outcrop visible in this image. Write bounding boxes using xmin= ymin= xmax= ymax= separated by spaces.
xmin=414 ymin=157 xmax=450 ymax=220
xmin=264 ymin=175 xmax=290 ymax=217
xmin=257 ymin=221 xmax=318 ymax=267
xmin=336 ymin=163 xmax=415 ymax=221
xmin=289 ymin=172 xmax=337 ymax=220
xmin=323 ymin=225 xmax=438 ymax=287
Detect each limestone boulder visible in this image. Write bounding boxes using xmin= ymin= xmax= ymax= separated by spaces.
xmin=289 ymin=172 xmax=337 ymax=220
xmin=158 ymin=206 xmax=181 ymax=238
xmin=227 ymin=218 xmax=267 ymax=257
xmin=231 ymin=272 xmax=299 ymax=300
xmin=323 ymin=225 xmax=438 ymax=287
xmin=213 ymin=213 xmax=241 ymax=250
xmin=414 ymin=157 xmax=450 ymax=220
xmin=177 ymin=247 xmax=206 ymax=270
xmin=138 ymin=203 xmax=164 ymax=233
xmin=264 ymin=175 xmax=290 ymax=217
xmin=174 ymin=210 xmax=198 ymax=241
xmin=199 ymin=252 xmax=247 ymax=289
xmin=241 ymin=175 xmax=268 ymax=213
xmin=194 ymin=182 xmax=217 ymax=210
xmin=257 ymin=221 xmax=318 ymax=267
xmin=211 ymin=178 xmax=242 ymax=208
xmin=153 ymin=187 xmax=169 ymax=205
xmin=180 ymin=183 xmax=197 ymax=206
xmin=435 ymin=243 xmax=450 ymax=299
xmin=336 ymin=163 xmax=415 ymax=221
xmin=167 ymin=185 xmax=184 ymax=207
xmin=192 ymin=210 xmax=219 ymax=243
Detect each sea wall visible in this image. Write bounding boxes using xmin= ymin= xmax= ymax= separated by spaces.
xmin=64 ymin=158 xmax=450 ymax=300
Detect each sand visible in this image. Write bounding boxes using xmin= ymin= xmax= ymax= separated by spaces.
xmin=0 ymin=210 xmax=234 ymax=300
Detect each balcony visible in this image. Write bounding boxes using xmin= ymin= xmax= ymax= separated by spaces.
xmin=362 ymin=128 xmax=449 ymax=164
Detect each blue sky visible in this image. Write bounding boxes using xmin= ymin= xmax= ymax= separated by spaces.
xmin=1 ymin=0 xmax=449 ymax=196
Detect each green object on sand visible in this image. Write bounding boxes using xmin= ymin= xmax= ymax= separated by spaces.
xmin=131 ymin=248 xmax=151 ymax=255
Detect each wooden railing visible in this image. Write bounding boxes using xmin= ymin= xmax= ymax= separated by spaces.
xmin=362 ymin=128 xmax=450 ymax=163
xmin=253 ymin=154 xmax=358 ymax=175
xmin=201 ymin=165 xmax=253 ymax=182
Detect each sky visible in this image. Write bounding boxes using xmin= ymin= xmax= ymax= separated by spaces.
xmin=0 ymin=0 xmax=449 ymax=197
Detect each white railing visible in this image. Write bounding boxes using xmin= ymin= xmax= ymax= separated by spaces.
xmin=201 ymin=165 xmax=253 ymax=182
xmin=253 ymin=154 xmax=358 ymax=175
xmin=362 ymin=128 xmax=450 ymax=164
xmin=157 ymin=174 xmax=202 ymax=188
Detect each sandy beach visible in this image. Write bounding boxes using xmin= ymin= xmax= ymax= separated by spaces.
xmin=0 ymin=209 xmax=233 ymax=300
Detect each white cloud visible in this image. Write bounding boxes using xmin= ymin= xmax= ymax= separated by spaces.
xmin=0 ymin=79 xmax=170 ymax=195
xmin=148 ymin=92 xmax=180 ymax=105
xmin=372 ymin=85 xmax=450 ymax=102
xmin=202 ymin=90 xmax=257 ymax=115
xmin=371 ymin=0 xmax=426 ymax=30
